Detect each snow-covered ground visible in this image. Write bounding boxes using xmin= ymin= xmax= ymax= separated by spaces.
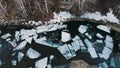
xmin=81 ymin=9 xmax=120 ymax=24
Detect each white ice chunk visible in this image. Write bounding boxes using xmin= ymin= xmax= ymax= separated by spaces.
xmin=78 ymin=25 xmax=88 ymax=34
xmin=12 ymin=60 xmax=17 ymax=66
xmin=13 ymin=41 xmax=27 ymax=51
xmin=97 ymin=25 xmax=110 ymax=33
xmin=98 ymin=53 xmax=104 ymax=58
xmin=25 ymin=37 xmax=32 ymax=44
xmin=71 ymin=40 xmax=81 ymax=51
xmin=96 ymin=33 xmax=104 ymax=38
xmin=85 ymin=33 xmax=92 ymax=39
xmin=84 ymin=39 xmax=93 ymax=47
xmin=96 ymin=40 xmax=103 ymax=43
xmin=61 ymin=31 xmax=71 ymax=42
xmin=26 ymin=48 xmax=41 ymax=59
xmin=34 ymin=37 xmax=52 ymax=47
xmin=99 ymin=62 xmax=108 ymax=68
xmin=18 ymin=52 xmax=24 ymax=62
xmin=105 ymin=35 xmax=113 ymax=42
xmin=6 ymin=38 xmax=11 ymax=41
xmin=15 ymin=31 xmax=20 ymax=41
xmin=57 ymin=44 xmax=75 ymax=59
xmin=0 ymin=60 xmax=2 ymax=66
xmin=8 ymin=40 xmax=17 ymax=47
xmin=53 ymin=11 xmax=74 ymax=22
xmin=72 ymin=35 xmax=80 ymax=41
xmin=105 ymin=35 xmax=113 ymax=49
xmin=1 ymin=33 xmax=11 ymax=39
xmin=88 ymin=47 xmax=98 ymax=58
xmin=35 ymin=57 xmax=48 ymax=68
xmin=67 ymin=44 xmax=76 ymax=56
xmin=47 ymin=64 xmax=52 ymax=68
xmin=36 ymin=26 xmax=48 ymax=33
xmin=20 ymin=29 xmax=26 ymax=35
xmin=102 ymin=47 xmax=112 ymax=60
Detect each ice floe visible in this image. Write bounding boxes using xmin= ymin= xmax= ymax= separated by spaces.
xmin=102 ymin=47 xmax=112 ymax=60
xmin=12 ymin=60 xmax=17 ymax=66
xmin=1 ymin=33 xmax=11 ymax=39
xmin=26 ymin=48 xmax=41 ymax=59
xmin=13 ymin=41 xmax=27 ymax=51
xmin=18 ymin=52 xmax=24 ymax=62
xmin=8 ymin=39 xmax=17 ymax=47
xmin=78 ymin=25 xmax=88 ymax=34
xmin=57 ymin=44 xmax=76 ymax=59
xmin=35 ymin=57 xmax=48 ymax=68
xmin=25 ymin=37 xmax=32 ymax=44
xmin=96 ymin=33 xmax=104 ymax=38
xmin=97 ymin=25 xmax=110 ymax=33
xmin=88 ymin=47 xmax=98 ymax=58
xmin=71 ymin=40 xmax=81 ymax=51
xmin=105 ymin=35 xmax=113 ymax=49
xmin=84 ymin=39 xmax=93 ymax=47
xmin=61 ymin=31 xmax=71 ymax=42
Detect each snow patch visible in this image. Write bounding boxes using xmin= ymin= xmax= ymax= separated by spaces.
xmin=81 ymin=9 xmax=119 ymax=24
xmin=12 ymin=60 xmax=17 ymax=66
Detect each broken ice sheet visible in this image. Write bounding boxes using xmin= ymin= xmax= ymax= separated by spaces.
xmin=102 ymin=47 xmax=112 ymax=60
xmin=88 ymin=47 xmax=98 ymax=58
xmin=26 ymin=48 xmax=41 ymax=59
xmin=97 ymin=25 xmax=110 ymax=33
xmin=18 ymin=52 xmax=24 ymax=62
xmin=12 ymin=60 xmax=17 ymax=66
xmin=57 ymin=44 xmax=75 ymax=60
xmin=1 ymin=33 xmax=11 ymax=39
xmin=78 ymin=25 xmax=88 ymax=34
xmin=35 ymin=57 xmax=48 ymax=68
xmin=13 ymin=41 xmax=27 ymax=51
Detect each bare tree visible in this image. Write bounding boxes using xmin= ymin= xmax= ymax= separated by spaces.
xmin=44 ymin=0 xmax=49 ymax=13
xmin=0 ymin=0 xmax=7 ymax=13
xmin=14 ymin=0 xmax=28 ymax=18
